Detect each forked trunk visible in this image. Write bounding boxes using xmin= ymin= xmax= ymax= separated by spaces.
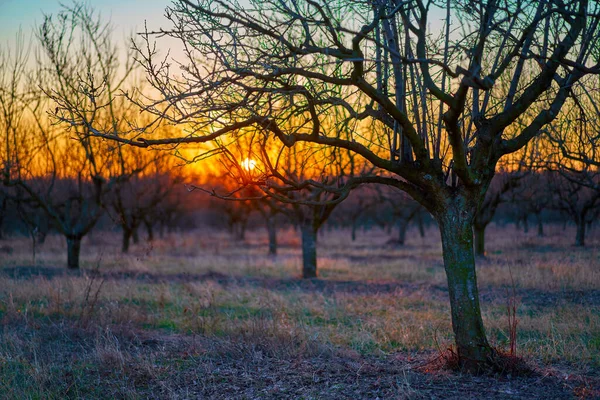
xmin=473 ymin=224 xmax=486 ymax=257
xmin=300 ymin=223 xmax=317 ymax=279
xmin=266 ymin=218 xmax=277 ymax=255
xmin=438 ymin=210 xmax=493 ymax=370
xmin=66 ymin=235 xmax=82 ymax=269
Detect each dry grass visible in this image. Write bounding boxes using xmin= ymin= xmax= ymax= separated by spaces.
xmin=0 ymin=224 xmax=598 ymax=398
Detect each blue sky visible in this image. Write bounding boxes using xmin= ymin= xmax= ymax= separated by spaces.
xmin=0 ymin=0 xmax=171 ymax=42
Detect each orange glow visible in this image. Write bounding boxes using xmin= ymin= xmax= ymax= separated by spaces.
xmin=241 ymin=158 xmax=257 ymax=171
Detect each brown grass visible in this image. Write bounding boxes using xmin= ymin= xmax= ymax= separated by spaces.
xmin=0 ymin=223 xmax=598 ymax=398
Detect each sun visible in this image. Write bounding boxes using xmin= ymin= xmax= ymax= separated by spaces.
xmin=240 ymin=158 xmax=257 ymax=171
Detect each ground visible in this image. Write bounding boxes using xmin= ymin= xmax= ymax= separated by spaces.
xmin=0 ymin=224 xmax=598 ymax=399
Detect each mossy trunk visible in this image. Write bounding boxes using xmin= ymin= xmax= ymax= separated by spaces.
xmin=473 ymin=224 xmax=486 ymax=257
xmin=66 ymin=235 xmax=82 ymax=269
xmin=300 ymin=223 xmax=317 ymax=279
xmin=266 ymin=218 xmax=277 ymax=255
xmin=439 ymin=210 xmax=492 ymax=370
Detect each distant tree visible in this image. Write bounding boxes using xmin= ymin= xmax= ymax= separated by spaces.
xmin=547 ymin=172 xmax=599 ymax=246
xmin=107 ymin=150 xmax=183 ymax=253
xmin=332 ymin=185 xmax=377 ymax=241
xmin=545 ymin=82 xmax=600 ymax=246
xmin=511 ymin=172 xmax=552 ymax=237
xmin=0 ymin=188 xmax=8 ymax=240
xmin=2 ymin=4 xmax=137 ymax=268
xmin=253 ymin=196 xmax=282 ymax=255
xmin=473 ymin=157 xmax=526 ymax=256
xmin=376 ymin=186 xmax=421 ymax=246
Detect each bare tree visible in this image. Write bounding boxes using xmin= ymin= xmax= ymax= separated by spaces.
xmin=332 ymin=185 xmax=377 ymax=241
xmin=544 ymin=75 xmax=600 ymax=246
xmin=58 ymin=0 xmax=600 ymax=369
xmin=511 ymin=171 xmax=552 ymax=237
xmin=2 ymin=4 xmax=137 ymax=268
xmin=377 ymin=185 xmax=421 ymax=246
xmin=473 ymin=166 xmax=524 ymax=257
xmin=548 ymin=171 xmax=600 ymax=246
xmin=107 ymin=149 xmax=183 ymax=253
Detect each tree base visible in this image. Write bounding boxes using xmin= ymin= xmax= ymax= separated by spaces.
xmin=420 ymin=346 xmax=536 ymax=376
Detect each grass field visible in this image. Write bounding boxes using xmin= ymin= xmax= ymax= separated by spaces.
xmin=0 ymin=224 xmax=598 ymax=399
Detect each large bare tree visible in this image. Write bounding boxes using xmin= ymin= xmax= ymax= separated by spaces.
xmin=59 ymin=0 xmax=600 ymax=369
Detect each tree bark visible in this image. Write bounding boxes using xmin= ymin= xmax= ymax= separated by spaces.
xmin=438 ymin=210 xmax=493 ymax=370
xmin=473 ymin=224 xmax=486 ymax=257
xmin=300 ymin=223 xmax=317 ymax=279
xmin=66 ymin=235 xmax=82 ymax=269
xmin=351 ymin=220 xmax=357 ymax=241
xmin=266 ymin=218 xmax=277 ymax=255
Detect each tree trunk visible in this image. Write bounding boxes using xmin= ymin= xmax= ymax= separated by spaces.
xmin=438 ymin=210 xmax=492 ymax=370
xmin=351 ymin=220 xmax=357 ymax=241
xmin=397 ymin=218 xmax=409 ymax=245
xmin=37 ymin=229 xmax=47 ymax=245
xmin=0 ymin=198 xmax=6 ymax=240
xmin=473 ymin=224 xmax=486 ymax=257
xmin=300 ymin=223 xmax=317 ymax=279
xmin=145 ymin=220 xmax=154 ymax=242
xmin=575 ymin=218 xmax=586 ymax=247
xmin=417 ymin=212 xmax=425 ymax=238
xmin=266 ymin=218 xmax=277 ymax=255
xmin=536 ymin=213 xmax=544 ymax=237
xmin=122 ymin=229 xmax=132 ymax=253
xmin=132 ymin=227 xmax=140 ymax=244
xmin=66 ymin=235 xmax=82 ymax=269
xmin=522 ymin=216 xmax=529 ymax=233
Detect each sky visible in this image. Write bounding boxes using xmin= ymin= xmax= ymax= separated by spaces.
xmin=0 ymin=0 xmax=172 ymax=43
